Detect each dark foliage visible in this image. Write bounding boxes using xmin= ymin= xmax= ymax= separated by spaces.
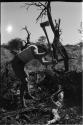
xmin=7 ymin=38 xmax=24 ymax=51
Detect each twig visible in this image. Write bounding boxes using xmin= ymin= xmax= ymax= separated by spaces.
xmin=36 ymin=8 xmax=46 ymax=22
xmin=39 ymin=2 xmax=47 ymax=8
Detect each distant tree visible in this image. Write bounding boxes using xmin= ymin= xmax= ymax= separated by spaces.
xmin=78 ymin=22 xmax=83 ymax=34
xmin=7 ymin=38 xmax=24 ymax=51
xmin=21 ymin=26 xmax=31 ymax=50
xmin=38 ymin=36 xmax=46 ymax=43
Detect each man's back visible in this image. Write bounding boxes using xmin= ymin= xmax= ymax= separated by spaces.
xmin=18 ymin=45 xmax=37 ymax=63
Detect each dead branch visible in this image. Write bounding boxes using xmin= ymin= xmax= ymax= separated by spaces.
xmin=25 ymin=2 xmax=44 ymax=9
xmin=36 ymin=8 xmax=47 ymax=22
xmin=22 ymin=26 xmax=31 ymax=42
xmin=38 ymin=2 xmax=47 ymax=8
xmin=24 ymin=2 xmax=47 ymax=22
xmin=22 ymin=26 xmax=30 ymax=35
xmin=21 ymin=26 xmax=31 ymax=50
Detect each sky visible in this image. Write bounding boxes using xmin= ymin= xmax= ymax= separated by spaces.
xmin=1 ymin=2 xmax=82 ymax=45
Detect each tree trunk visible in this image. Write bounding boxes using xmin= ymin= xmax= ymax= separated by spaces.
xmin=46 ymin=2 xmax=69 ymax=71
xmin=47 ymin=2 xmax=56 ymax=35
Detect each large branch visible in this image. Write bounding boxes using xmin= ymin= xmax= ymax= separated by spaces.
xmin=47 ymin=2 xmax=56 ymax=35
xmin=25 ymin=2 xmax=44 ymax=10
xmin=25 ymin=2 xmax=47 ymax=22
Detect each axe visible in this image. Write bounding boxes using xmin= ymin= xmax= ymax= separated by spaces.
xmin=40 ymin=21 xmax=51 ymax=51
xmin=40 ymin=21 xmax=57 ymax=67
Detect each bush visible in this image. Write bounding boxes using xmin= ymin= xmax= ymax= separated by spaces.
xmin=7 ymin=38 xmax=24 ymax=51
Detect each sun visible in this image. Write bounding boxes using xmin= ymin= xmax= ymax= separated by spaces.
xmin=6 ymin=25 xmax=13 ymax=34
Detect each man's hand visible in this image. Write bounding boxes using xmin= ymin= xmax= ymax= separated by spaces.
xmin=41 ymin=58 xmax=57 ymax=66
xmin=46 ymin=46 xmax=54 ymax=56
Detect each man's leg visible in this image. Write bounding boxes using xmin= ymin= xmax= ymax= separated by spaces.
xmin=20 ymin=81 xmax=25 ymax=107
xmin=12 ymin=56 xmax=34 ymax=107
xmin=20 ymin=78 xmax=33 ymax=107
xmin=64 ymin=58 xmax=69 ymax=72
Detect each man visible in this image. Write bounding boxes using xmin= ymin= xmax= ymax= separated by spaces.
xmin=11 ymin=44 xmax=56 ymax=107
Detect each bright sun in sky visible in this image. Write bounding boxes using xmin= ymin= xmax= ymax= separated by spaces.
xmin=6 ymin=25 xmax=13 ymax=34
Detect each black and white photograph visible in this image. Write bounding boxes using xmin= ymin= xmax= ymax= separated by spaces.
xmin=0 ymin=0 xmax=82 ymax=124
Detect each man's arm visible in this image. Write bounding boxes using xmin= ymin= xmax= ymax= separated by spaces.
xmin=33 ymin=46 xmax=48 ymax=57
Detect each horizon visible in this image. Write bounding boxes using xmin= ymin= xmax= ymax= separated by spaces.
xmin=1 ymin=2 xmax=82 ymax=45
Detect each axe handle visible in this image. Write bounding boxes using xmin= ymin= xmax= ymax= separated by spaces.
xmin=40 ymin=23 xmax=57 ymax=68
xmin=42 ymin=27 xmax=56 ymax=67
xmin=42 ymin=26 xmax=51 ymax=51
